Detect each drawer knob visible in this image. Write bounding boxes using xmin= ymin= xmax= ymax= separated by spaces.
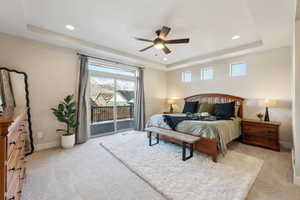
xmin=8 ymin=197 xmax=15 ymax=200
xmin=9 ymin=141 xmax=16 ymax=145
xmin=17 ymin=167 xmax=22 ymax=171
xmin=20 ymin=177 xmax=25 ymax=180
xmin=17 ymin=190 xmax=22 ymax=194
xmin=8 ymin=167 xmax=15 ymax=172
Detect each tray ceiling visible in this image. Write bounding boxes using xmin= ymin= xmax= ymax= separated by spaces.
xmin=0 ymin=0 xmax=296 ymax=70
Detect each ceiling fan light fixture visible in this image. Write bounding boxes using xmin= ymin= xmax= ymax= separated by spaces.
xmin=136 ymin=26 xmax=190 ymax=54
xmin=65 ymin=24 xmax=75 ymax=31
xmin=232 ymin=35 xmax=240 ymax=40
xmin=154 ymin=43 xmax=164 ymax=49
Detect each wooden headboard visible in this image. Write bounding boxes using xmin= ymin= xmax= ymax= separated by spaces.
xmin=184 ymin=93 xmax=245 ymax=118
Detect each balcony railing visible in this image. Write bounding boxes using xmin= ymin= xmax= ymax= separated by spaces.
xmin=91 ymin=105 xmax=134 ymax=123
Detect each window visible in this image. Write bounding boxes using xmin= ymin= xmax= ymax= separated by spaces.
xmin=89 ymin=64 xmax=136 ymax=77
xmin=201 ymin=67 xmax=214 ymax=80
xmin=230 ymin=62 xmax=247 ymax=77
xmin=181 ymin=71 xmax=192 ymax=82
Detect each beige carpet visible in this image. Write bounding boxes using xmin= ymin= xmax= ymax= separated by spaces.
xmin=22 ymin=132 xmax=300 ymax=200
xmin=100 ymin=131 xmax=263 ymax=200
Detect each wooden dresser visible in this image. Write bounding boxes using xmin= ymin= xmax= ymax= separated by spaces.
xmin=242 ymin=119 xmax=281 ymax=151
xmin=0 ymin=110 xmax=27 ymax=200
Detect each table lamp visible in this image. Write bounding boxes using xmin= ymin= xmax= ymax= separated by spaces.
xmin=264 ymin=99 xmax=277 ymax=121
xmin=167 ymin=99 xmax=176 ymax=113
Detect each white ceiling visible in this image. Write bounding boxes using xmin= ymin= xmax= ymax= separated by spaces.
xmin=0 ymin=0 xmax=296 ymax=70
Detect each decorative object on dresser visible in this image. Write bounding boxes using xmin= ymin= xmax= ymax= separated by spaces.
xmin=167 ymin=99 xmax=176 ymax=113
xmin=263 ymin=99 xmax=277 ymax=122
xmin=256 ymin=113 xmax=264 ymax=121
xmin=0 ymin=109 xmax=28 ymax=200
xmin=0 ymin=67 xmax=34 ymax=156
xmin=51 ymin=94 xmax=79 ymax=149
xmin=242 ymin=119 xmax=280 ymax=151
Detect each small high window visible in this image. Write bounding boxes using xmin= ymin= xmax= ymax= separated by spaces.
xmin=181 ymin=71 xmax=192 ymax=82
xmin=201 ymin=67 xmax=214 ymax=80
xmin=230 ymin=62 xmax=247 ymax=77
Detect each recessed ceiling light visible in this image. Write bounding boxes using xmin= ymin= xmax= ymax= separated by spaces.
xmin=163 ymin=58 xmax=168 ymax=61
xmin=65 ymin=24 xmax=75 ymax=31
xmin=232 ymin=35 xmax=240 ymax=40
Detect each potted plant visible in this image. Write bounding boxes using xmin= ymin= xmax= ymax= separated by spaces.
xmin=256 ymin=113 xmax=264 ymax=121
xmin=51 ymin=94 xmax=79 ymax=148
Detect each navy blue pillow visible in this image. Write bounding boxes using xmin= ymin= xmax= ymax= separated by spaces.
xmin=182 ymin=101 xmax=198 ymax=113
xmin=215 ymin=101 xmax=235 ymax=120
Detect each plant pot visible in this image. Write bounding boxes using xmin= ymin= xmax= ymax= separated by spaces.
xmin=61 ymin=134 xmax=75 ymax=149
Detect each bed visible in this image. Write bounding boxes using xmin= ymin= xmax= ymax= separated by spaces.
xmin=146 ymin=93 xmax=245 ymax=162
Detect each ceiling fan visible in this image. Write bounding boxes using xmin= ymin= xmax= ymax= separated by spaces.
xmin=135 ymin=26 xmax=190 ymax=55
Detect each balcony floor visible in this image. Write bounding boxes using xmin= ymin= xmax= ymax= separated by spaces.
xmin=91 ymin=119 xmax=134 ymax=136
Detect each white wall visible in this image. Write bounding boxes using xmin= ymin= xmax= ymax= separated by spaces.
xmin=144 ymin=67 xmax=167 ymax=121
xmin=292 ymin=20 xmax=300 ymax=184
xmin=0 ymin=33 xmax=167 ymax=149
xmin=167 ymin=47 xmax=292 ymax=147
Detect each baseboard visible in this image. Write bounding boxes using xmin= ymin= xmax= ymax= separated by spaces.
xmin=279 ymin=140 xmax=293 ymax=150
xmin=292 ymin=148 xmax=300 ymax=186
xmin=294 ymin=173 xmax=300 ymax=185
xmin=35 ymin=140 xmax=60 ymax=151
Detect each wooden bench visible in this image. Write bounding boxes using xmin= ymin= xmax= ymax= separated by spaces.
xmin=145 ymin=127 xmax=200 ymax=161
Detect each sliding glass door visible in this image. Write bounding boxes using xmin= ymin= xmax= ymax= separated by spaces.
xmin=89 ymin=63 xmax=136 ymax=136
xmin=116 ymin=79 xmax=135 ymax=131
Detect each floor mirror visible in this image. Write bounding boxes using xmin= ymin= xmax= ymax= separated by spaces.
xmin=0 ymin=67 xmax=34 ymax=155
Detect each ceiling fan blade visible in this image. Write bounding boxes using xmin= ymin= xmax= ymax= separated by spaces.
xmin=159 ymin=26 xmax=171 ymax=39
xmin=165 ymin=38 xmax=190 ymax=44
xmin=135 ymin=37 xmax=153 ymax=43
xmin=162 ymin=46 xmax=171 ymax=54
xmin=139 ymin=45 xmax=154 ymax=52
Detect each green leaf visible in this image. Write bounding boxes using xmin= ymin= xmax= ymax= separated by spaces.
xmin=64 ymin=94 xmax=74 ymax=104
xmin=58 ymin=104 xmax=64 ymax=112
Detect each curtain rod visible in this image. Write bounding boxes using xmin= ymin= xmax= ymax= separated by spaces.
xmin=76 ymin=53 xmax=143 ymax=69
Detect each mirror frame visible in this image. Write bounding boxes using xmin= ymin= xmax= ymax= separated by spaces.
xmin=0 ymin=67 xmax=34 ymax=156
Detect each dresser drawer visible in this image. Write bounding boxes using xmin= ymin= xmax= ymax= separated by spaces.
xmin=6 ymin=177 xmax=20 ymax=200
xmin=243 ymin=124 xmax=278 ymax=139
xmin=7 ymin=149 xmax=19 ymax=184
xmin=7 ymin=144 xmax=25 ymax=189
xmin=7 ymin=131 xmax=19 ymax=158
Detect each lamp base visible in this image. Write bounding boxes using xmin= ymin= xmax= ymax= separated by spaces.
xmin=264 ymin=107 xmax=270 ymax=122
xmin=169 ymin=104 xmax=174 ymax=113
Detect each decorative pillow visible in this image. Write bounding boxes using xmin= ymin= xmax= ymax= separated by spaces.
xmin=234 ymin=103 xmax=240 ymax=117
xmin=215 ymin=101 xmax=236 ymax=120
xmin=182 ymin=101 xmax=198 ymax=113
xmin=198 ymin=103 xmax=215 ymax=115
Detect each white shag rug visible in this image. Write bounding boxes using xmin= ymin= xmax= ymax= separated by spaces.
xmin=100 ymin=131 xmax=263 ymax=200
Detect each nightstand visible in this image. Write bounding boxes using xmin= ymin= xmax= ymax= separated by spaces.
xmin=242 ymin=119 xmax=281 ymax=151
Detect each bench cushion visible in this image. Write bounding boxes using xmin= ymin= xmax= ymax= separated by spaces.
xmin=146 ymin=127 xmax=200 ymax=144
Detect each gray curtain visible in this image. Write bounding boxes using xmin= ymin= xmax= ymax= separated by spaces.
xmin=134 ymin=67 xmax=145 ymax=131
xmin=76 ymin=55 xmax=90 ymax=144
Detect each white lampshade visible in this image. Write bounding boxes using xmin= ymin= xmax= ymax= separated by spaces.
xmin=167 ymin=99 xmax=176 ymax=105
xmin=264 ymin=99 xmax=277 ymax=107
